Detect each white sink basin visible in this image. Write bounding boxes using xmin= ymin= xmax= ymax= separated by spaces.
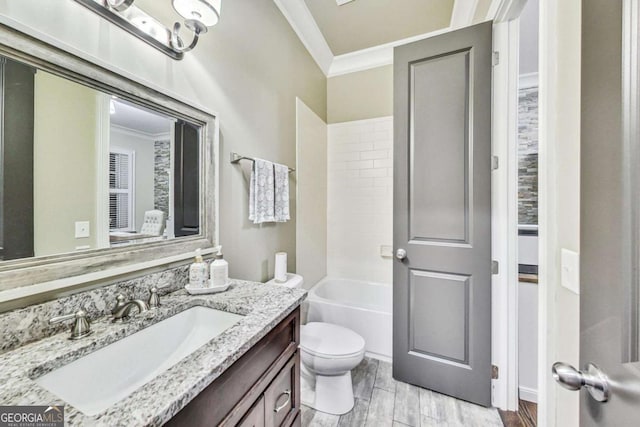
xmin=35 ymin=306 xmax=243 ymax=416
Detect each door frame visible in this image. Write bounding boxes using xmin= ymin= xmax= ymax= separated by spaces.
xmin=490 ymin=0 xmax=533 ymax=411
xmin=95 ymin=93 xmax=110 ymax=247
xmin=491 ymin=16 xmax=521 ymax=412
xmin=536 ymin=0 xmax=582 ymax=425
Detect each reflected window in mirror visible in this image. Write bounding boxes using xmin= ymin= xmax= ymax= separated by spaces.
xmin=108 ymin=97 xmax=175 ymax=247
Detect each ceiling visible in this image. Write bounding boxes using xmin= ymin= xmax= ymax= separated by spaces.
xmin=303 ymin=0 xmax=455 ymax=55
xmin=110 ymin=98 xmax=172 ymax=136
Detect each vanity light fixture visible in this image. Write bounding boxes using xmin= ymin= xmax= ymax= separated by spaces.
xmin=171 ymin=0 xmax=221 ymax=53
xmin=73 ymin=0 xmax=221 ymax=59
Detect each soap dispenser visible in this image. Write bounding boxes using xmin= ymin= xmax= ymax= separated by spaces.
xmin=189 ymin=248 xmax=208 ymax=288
xmin=210 ymin=246 xmax=229 ymax=287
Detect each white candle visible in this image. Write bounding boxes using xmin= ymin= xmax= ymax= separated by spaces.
xmin=275 ymin=252 xmax=287 ymax=283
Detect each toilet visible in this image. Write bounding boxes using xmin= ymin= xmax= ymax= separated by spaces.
xmin=265 ymin=274 xmax=366 ymax=415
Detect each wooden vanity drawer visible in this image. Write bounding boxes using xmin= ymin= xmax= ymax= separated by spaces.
xmin=264 ymin=354 xmax=299 ymax=427
xmin=238 ymin=397 xmax=265 ymax=427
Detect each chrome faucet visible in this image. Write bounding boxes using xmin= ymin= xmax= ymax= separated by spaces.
xmin=148 ymin=287 xmax=160 ymax=309
xmin=111 ymin=295 xmax=149 ymax=321
xmin=50 ymin=309 xmax=93 ymax=340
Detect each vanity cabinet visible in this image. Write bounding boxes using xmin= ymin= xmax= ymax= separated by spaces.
xmin=166 ymin=307 xmax=301 ymax=427
xmin=238 ymin=397 xmax=264 ymax=427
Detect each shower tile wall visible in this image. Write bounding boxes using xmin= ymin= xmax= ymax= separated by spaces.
xmin=327 ymin=117 xmax=393 ymax=284
xmin=518 ymin=87 xmax=538 ymax=225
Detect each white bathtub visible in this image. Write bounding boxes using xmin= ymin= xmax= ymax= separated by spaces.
xmin=306 ymin=278 xmax=392 ymax=361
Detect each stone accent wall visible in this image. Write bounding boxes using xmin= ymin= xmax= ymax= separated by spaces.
xmin=154 ymin=140 xmax=171 ymax=217
xmin=518 ymin=87 xmax=538 ymax=225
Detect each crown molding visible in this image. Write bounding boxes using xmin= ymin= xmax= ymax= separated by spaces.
xmin=274 ymin=0 xmax=483 ymax=77
xmin=450 ymin=0 xmax=479 ymax=29
xmin=111 ymin=124 xmax=171 ymax=141
xmin=328 ymin=43 xmax=394 ymax=77
xmin=328 ymin=26 xmax=453 ymax=77
xmin=488 ymin=0 xmax=527 ymax=22
xmin=273 ymin=0 xmax=333 ymax=75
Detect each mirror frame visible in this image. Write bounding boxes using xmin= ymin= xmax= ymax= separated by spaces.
xmin=0 ymin=24 xmax=218 ymax=303
xmin=623 ymin=0 xmax=640 ymax=362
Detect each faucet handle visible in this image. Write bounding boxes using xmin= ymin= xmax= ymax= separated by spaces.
xmin=148 ymin=287 xmax=160 ymax=309
xmin=111 ymin=294 xmax=126 ymax=315
xmin=50 ymin=310 xmax=92 ymax=340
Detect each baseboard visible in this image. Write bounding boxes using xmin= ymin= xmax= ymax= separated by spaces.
xmin=365 ymin=351 xmax=392 ymax=364
xmin=518 ymin=386 xmax=538 ymax=403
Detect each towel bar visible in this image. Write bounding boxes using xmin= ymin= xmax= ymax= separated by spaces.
xmin=230 ymin=152 xmax=295 ymax=173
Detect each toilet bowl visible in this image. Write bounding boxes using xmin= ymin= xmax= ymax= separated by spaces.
xmin=300 ymin=322 xmax=365 ymax=415
xmin=265 ymin=273 xmax=366 ymax=415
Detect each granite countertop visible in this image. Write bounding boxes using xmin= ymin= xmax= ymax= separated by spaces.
xmin=0 ymin=279 xmax=306 ymax=426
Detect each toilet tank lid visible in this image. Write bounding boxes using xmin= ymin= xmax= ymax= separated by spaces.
xmin=265 ymin=273 xmax=304 ymax=288
xmin=300 ymin=322 xmax=365 ymax=357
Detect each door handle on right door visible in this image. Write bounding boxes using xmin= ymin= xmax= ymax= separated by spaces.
xmin=396 ymin=248 xmax=407 ymax=260
xmin=552 ymin=362 xmax=611 ymax=402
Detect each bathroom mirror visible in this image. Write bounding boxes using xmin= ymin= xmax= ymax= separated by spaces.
xmin=0 ymin=24 xmax=217 ymax=302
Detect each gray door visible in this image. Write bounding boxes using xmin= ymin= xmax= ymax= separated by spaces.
xmin=174 ymin=120 xmax=200 ymax=237
xmin=393 ymin=21 xmax=493 ymax=407
xmin=551 ymin=0 xmax=640 ymax=424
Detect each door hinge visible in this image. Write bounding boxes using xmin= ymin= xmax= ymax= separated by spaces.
xmin=491 ymin=156 xmax=499 ymax=170
xmin=492 ymin=51 xmax=500 ymax=66
xmin=492 ymin=365 xmax=499 ymax=379
xmin=492 ymin=260 xmax=499 ymax=275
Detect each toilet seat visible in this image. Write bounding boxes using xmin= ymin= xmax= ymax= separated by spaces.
xmin=300 ymin=322 xmax=365 ymax=359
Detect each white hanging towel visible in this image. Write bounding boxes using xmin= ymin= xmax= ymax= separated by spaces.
xmin=274 ymin=163 xmax=290 ymax=222
xmin=249 ymin=158 xmax=275 ymax=224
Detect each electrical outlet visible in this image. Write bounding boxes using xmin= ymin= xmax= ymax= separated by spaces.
xmin=75 ymin=221 xmax=90 ymax=239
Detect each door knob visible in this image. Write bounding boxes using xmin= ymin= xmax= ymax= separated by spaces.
xmin=396 ymin=248 xmax=407 ymax=260
xmin=552 ymin=362 xmax=610 ymax=402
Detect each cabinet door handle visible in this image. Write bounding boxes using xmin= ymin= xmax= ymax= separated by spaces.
xmin=273 ymin=389 xmax=291 ymax=413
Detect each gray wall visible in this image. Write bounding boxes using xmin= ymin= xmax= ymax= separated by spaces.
xmin=33 ymin=71 xmax=97 ymax=257
xmin=0 ymin=0 xmax=327 ymax=282
xmin=327 ymin=65 xmax=393 ymax=123
xmin=519 ymin=0 xmax=539 ymax=75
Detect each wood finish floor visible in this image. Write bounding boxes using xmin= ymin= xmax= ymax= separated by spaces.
xmin=498 ymin=400 xmax=537 ymax=427
xmin=301 ymin=357 xmax=504 ymax=427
